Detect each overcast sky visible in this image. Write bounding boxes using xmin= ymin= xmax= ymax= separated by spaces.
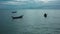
xmin=0 ymin=0 xmax=60 ymax=9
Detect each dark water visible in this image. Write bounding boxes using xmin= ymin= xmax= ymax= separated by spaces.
xmin=0 ymin=9 xmax=60 ymax=34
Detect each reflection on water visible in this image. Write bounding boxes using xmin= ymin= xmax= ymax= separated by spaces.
xmin=0 ymin=9 xmax=60 ymax=34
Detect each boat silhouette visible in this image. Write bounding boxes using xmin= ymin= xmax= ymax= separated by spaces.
xmin=12 ymin=11 xmax=17 ymax=13
xmin=44 ymin=13 xmax=47 ymax=18
xmin=12 ymin=15 xmax=23 ymax=19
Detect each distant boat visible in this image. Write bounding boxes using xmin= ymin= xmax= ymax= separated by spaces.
xmin=12 ymin=11 xmax=17 ymax=13
xmin=12 ymin=15 xmax=23 ymax=19
xmin=44 ymin=13 xmax=47 ymax=18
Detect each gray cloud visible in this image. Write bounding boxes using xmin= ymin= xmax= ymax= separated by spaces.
xmin=0 ymin=0 xmax=60 ymax=9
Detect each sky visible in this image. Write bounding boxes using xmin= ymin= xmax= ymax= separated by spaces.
xmin=0 ymin=0 xmax=60 ymax=9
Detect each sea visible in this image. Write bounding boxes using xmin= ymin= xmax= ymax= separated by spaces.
xmin=0 ymin=9 xmax=60 ymax=34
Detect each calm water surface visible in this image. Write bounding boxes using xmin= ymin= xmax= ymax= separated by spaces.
xmin=0 ymin=9 xmax=60 ymax=34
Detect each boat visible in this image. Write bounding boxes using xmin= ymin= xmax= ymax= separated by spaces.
xmin=12 ymin=15 xmax=23 ymax=19
xmin=12 ymin=11 xmax=17 ymax=13
xmin=44 ymin=13 xmax=47 ymax=18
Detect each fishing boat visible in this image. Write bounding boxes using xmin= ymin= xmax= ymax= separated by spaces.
xmin=44 ymin=13 xmax=47 ymax=18
xmin=12 ymin=15 xmax=23 ymax=19
xmin=12 ymin=11 xmax=17 ymax=13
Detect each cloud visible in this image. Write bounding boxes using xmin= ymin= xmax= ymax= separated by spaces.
xmin=0 ymin=0 xmax=60 ymax=5
xmin=0 ymin=1 xmax=28 ymax=5
xmin=0 ymin=0 xmax=60 ymax=9
xmin=0 ymin=0 xmax=35 ymax=5
xmin=14 ymin=0 xmax=28 ymax=1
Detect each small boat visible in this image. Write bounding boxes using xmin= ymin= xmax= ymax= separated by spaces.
xmin=12 ymin=11 xmax=17 ymax=13
xmin=44 ymin=13 xmax=47 ymax=18
xmin=12 ymin=15 xmax=23 ymax=19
